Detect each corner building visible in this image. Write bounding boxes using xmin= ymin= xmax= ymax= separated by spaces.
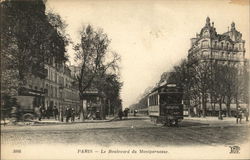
xmin=188 ymin=17 xmax=247 ymax=116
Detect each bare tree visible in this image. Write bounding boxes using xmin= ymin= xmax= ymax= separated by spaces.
xmin=74 ymin=25 xmax=120 ymax=121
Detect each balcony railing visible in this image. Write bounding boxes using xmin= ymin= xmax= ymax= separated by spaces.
xmin=203 ymin=55 xmax=243 ymax=61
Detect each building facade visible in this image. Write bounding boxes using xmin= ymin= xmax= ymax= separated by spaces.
xmin=188 ymin=17 xmax=246 ymax=66
xmin=19 ymin=57 xmax=80 ymax=116
xmin=187 ymin=17 xmax=248 ymax=116
xmin=44 ymin=58 xmax=80 ymax=114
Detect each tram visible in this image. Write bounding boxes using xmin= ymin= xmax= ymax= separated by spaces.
xmin=148 ymin=83 xmax=184 ymax=126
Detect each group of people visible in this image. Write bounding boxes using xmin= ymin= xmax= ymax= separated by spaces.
xmin=35 ymin=106 xmax=76 ymax=123
xmin=64 ymin=106 xmax=76 ymax=122
xmin=118 ymin=108 xmax=129 ymax=120
xmin=35 ymin=106 xmax=59 ymax=121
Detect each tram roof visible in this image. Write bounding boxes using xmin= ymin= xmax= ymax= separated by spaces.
xmin=148 ymin=83 xmax=182 ymax=95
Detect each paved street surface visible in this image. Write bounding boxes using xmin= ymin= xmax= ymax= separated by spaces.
xmin=1 ymin=116 xmax=249 ymax=146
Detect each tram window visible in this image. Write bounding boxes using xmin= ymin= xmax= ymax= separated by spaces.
xmin=149 ymin=94 xmax=159 ymax=106
xmin=160 ymin=94 xmax=182 ymax=104
xmin=156 ymin=95 xmax=158 ymax=105
xmin=154 ymin=95 xmax=156 ymax=105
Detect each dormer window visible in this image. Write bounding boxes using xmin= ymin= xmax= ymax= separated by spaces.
xmin=203 ymin=30 xmax=209 ymax=37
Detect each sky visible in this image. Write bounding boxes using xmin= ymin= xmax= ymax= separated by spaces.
xmin=46 ymin=0 xmax=249 ymax=108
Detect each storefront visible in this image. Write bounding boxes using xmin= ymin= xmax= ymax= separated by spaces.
xmin=18 ymin=87 xmax=45 ymax=107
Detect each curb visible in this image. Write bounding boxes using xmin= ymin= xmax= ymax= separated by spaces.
xmin=24 ymin=117 xmax=118 ymax=125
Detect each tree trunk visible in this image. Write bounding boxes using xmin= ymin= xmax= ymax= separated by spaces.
xmin=226 ymin=101 xmax=231 ymax=117
xmin=188 ymin=105 xmax=191 ymax=117
xmin=218 ymin=98 xmax=223 ymax=120
xmin=108 ymin=99 xmax=111 ymax=116
xmin=212 ymin=102 xmax=216 ymax=116
xmin=79 ymin=99 xmax=86 ymax=122
xmin=201 ymin=93 xmax=206 ymax=117
xmin=59 ymin=106 xmax=64 ymax=122
xmin=186 ymin=97 xmax=191 ymax=117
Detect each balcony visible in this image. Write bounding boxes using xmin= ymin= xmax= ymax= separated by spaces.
xmin=209 ymin=55 xmax=243 ymax=61
xmin=211 ymin=46 xmax=243 ymax=52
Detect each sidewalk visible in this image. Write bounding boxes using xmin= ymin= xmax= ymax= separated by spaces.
xmin=1 ymin=116 xmax=118 ymax=126
xmin=184 ymin=116 xmax=250 ymax=127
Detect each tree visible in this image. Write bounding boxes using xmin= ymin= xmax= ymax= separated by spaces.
xmin=242 ymin=61 xmax=249 ymax=111
xmin=189 ymin=60 xmax=212 ymax=117
xmin=46 ymin=10 xmax=70 ymax=63
xmin=1 ymin=0 xmax=68 ymax=96
xmin=95 ymin=73 xmax=122 ymax=115
xmin=212 ymin=62 xmax=227 ymax=119
xmin=211 ymin=62 xmax=246 ymax=118
xmin=74 ymin=25 xmax=121 ymax=121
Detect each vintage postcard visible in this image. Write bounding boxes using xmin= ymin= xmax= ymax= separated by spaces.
xmin=1 ymin=0 xmax=250 ymax=159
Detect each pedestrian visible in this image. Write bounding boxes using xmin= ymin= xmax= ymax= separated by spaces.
xmin=95 ymin=110 xmax=100 ymax=120
xmin=65 ymin=106 xmax=72 ymax=123
xmin=134 ymin=110 xmax=137 ymax=117
xmin=123 ymin=108 xmax=129 ymax=119
xmin=236 ymin=107 xmax=242 ymax=124
xmin=10 ymin=106 xmax=18 ymax=123
xmin=118 ymin=109 xmax=123 ymax=120
xmin=240 ymin=110 xmax=244 ymax=123
xmin=71 ymin=108 xmax=75 ymax=122
xmin=39 ymin=106 xmax=45 ymax=119
xmin=53 ymin=106 xmax=59 ymax=120
xmin=46 ymin=106 xmax=52 ymax=119
xmin=35 ymin=106 xmax=42 ymax=121
xmin=10 ymin=98 xmax=20 ymax=123
xmin=245 ymin=110 xmax=249 ymax=122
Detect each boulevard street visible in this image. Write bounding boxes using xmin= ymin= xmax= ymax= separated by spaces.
xmin=1 ymin=116 xmax=249 ymax=146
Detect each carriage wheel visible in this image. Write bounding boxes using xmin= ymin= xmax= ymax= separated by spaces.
xmin=22 ymin=113 xmax=35 ymax=121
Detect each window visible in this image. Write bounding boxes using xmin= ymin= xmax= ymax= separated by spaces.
xmin=201 ymin=40 xmax=209 ymax=48
xmin=55 ymin=87 xmax=57 ymax=98
xmin=51 ymin=86 xmax=53 ymax=97
xmin=55 ymin=73 xmax=57 ymax=83
xmin=214 ymin=41 xmax=217 ymax=48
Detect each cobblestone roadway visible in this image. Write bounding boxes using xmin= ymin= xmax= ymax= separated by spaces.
xmin=1 ymin=116 xmax=249 ymax=146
